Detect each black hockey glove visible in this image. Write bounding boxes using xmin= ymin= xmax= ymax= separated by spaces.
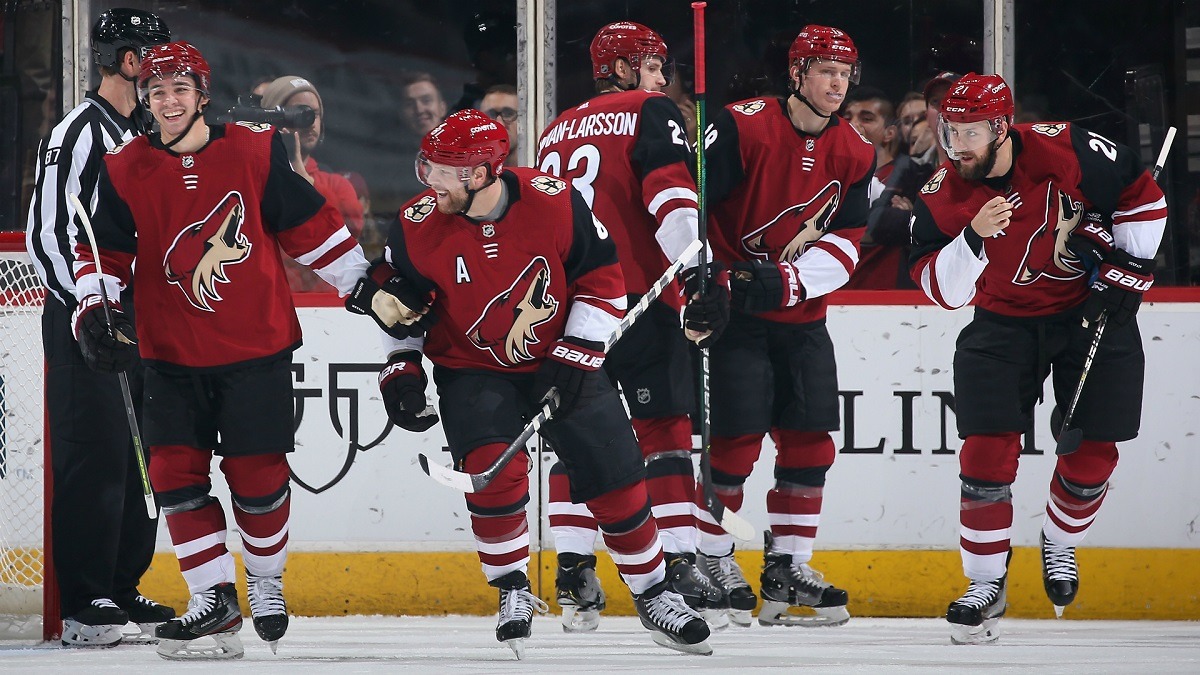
xmin=378 ymin=352 xmax=440 ymax=432
xmin=1081 ymin=249 xmax=1155 ymax=327
xmin=346 ymin=262 xmax=438 ymax=339
xmin=1065 ymin=211 xmax=1115 ymax=277
xmin=728 ymin=260 xmax=805 ymax=314
xmin=531 ymin=337 xmax=606 ymax=419
xmin=71 ymin=294 xmax=138 ymax=373
xmin=681 ymin=265 xmax=730 ymax=348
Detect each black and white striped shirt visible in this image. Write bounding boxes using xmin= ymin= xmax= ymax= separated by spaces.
xmin=25 ymin=91 xmax=140 ymax=306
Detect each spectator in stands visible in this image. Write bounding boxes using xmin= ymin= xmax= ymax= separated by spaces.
xmin=895 ymin=91 xmax=925 ymax=154
xmin=917 ymin=71 xmax=961 ymax=167
xmin=451 ymin=9 xmax=518 ymax=113
xmin=261 ymin=75 xmax=364 ymax=291
xmin=843 ymin=86 xmax=899 ymax=182
xmin=399 ymin=71 xmax=448 ymax=138
xmin=481 ymin=84 xmax=520 ymax=166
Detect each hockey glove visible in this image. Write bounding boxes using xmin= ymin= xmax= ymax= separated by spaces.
xmin=728 ymin=260 xmax=804 ymax=314
xmin=71 ymin=294 xmax=138 ymax=373
xmin=346 ymin=262 xmax=438 ymax=339
xmin=681 ymin=265 xmax=730 ymax=348
xmin=379 ymin=352 xmax=440 ymax=433
xmin=1081 ymin=249 xmax=1154 ymax=326
xmin=1065 ymin=211 xmax=1115 ymax=277
xmin=531 ymin=338 xmax=606 ymax=419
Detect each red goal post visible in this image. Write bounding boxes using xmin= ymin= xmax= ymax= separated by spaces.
xmin=0 ymin=230 xmax=58 ymax=642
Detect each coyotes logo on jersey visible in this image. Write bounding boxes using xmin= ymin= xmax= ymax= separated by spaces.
xmin=742 ymin=181 xmax=841 ymax=262
xmin=467 ymin=257 xmax=560 ymax=367
xmin=163 ymin=191 xmax=252 ymax=311
xmin=1014 ymin=186 xmax=1085 ymax=285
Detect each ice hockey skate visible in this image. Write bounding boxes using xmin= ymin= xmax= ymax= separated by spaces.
xmin=555 ymin=553 xmax=606 ymax=633
xmin=633 ymin=579 xmax=712 ymax=655
xmin=248 ymin=573 xmax=289 ymax=653
xmin=155 ymin=582 xmax=244 ymax=660
xmin=665 ymin=552 xmax=730 ymax=630
xmin=758 ymin=532 xmax=850 ymax=627
xmin=492 ymin=570 xmax=549 ymax=659
xmin=697 ymin=548 xmax=759 ymax=627
xmin=1041 ymin=532 xmax=1078 ymax=618
xmin=61 ymin=598 xmax=128 ymax=647
xmin=947 ymin=576 xmax=1007 ymax=645
xmin=116 ymin=593 xmax=175 ymax=644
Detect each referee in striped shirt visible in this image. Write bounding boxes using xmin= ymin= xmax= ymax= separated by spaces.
xmin=24 ymin=8 xmax=176 ymax=646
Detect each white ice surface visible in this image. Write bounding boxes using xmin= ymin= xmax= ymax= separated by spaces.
xmin=2 ymin=616 xmax=1199 ymax=673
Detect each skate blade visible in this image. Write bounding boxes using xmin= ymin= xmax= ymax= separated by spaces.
xmin=560 ymin=606 xmax=600 ymax=633
xmin=728 ymin=608 xmax=753 ymax=628
xmin=950 ymin=617 xmax=1001 ymax=645
xmin=757 ymin=601 xmax=850 ymax=627
xmin=505 ymin=638 xmax=526 ymax=660
xmin=1053 ymin=604 xmax=1065 ymax=619
xmin=700 ymin=608 xmax=731 ymax=631
xmin=61 ymin=622 xmax=124 ymax=648
xmin=156 ymin=631 xmax=245 ymax=660
xmin=120 ymin=622 xmax=161 ymax=645
xmin=268 ymin=639 xmax=279 ymax=654
xmin=650 ymin=631 xmax=713 ymax=656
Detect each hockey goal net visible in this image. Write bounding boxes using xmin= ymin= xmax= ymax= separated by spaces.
xmin=0 ymin=231 xmax=56 ymax=641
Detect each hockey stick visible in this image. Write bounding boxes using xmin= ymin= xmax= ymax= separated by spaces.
xmin=689 ymin=2 xmax=754 ymax=542
xmin=68 ymin=192 xmax=157 ymax=519
xmin=417 ymin=239 xmax=703 ymax=493
xmin=1054 ymin=125 xmax=1175 ymax=456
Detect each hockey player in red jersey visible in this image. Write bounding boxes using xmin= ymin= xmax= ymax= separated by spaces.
xmin=698 ymin=25 xmax=875 ymax=627
xmin=74 ymin=41 xmax=369 ymax=659
xmin=353 ymin=109 xmax=711 ymax=657
xmin=535 ymin=21 xmax=729 ymax=632
xmin=909 ymin=73 xmax=1166 ymax=644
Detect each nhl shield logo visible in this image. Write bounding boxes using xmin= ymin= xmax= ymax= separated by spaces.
xmin=482 ymin=223 xmax=495 ymax=237
xmin=805 ymin=138 xmax=815 ymax=152
xmin=636 ymin=388 xmax=651 ymax=405
xmin=182 ymin=156 xmax=195 ymax=168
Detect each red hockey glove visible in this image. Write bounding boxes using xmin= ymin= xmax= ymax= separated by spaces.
xmin=379 ymin=352 xmax=440 ymax=432
xmin=347 ymin=262 xmax=438 ymax=339
xmin=531 ymin=338 xmax=606 ymax=418
xmin=681 ymin=265 xmax=730 ymax=348
xmin=1082 ymin=249 xmax=1154 ymax=326
xmin=1065 ymin=211 xmax=1114 ymax=277
xmin=729 ymin=260 xmax=804 ymax=313
xmin=71 ymin=294 xmax=138 ymax=373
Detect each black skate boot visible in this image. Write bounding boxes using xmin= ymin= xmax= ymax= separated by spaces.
xmin=155 ymin=582 xmax=244 ymax=660
xmin=947 ymin=576 xmax=1007 ymax=645
xmin=697 ymin=547 xmax=758 ymax=627
xmin=759 ymin=532 xmax=849 ymax=627
xmin=555 ymin=553 xmax=606 ymax=633
xmin=491 ymin=570 xmax=549 ymax=660
xmin=634 ymin=578 xmax=712 ymax=655
xmin=1040 ymin=532 xmax=1078 ymax=617
xmin=61 ymin=598 xmax=129 ymax=647
xmin=115 ymin=593 xmax=175 ymax=644
xmin=248 ymin=573 xmax=288 ymax=653
xmin=665 ymin=552 xmax=730 ymax=630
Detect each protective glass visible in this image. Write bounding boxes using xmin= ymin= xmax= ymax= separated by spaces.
xmin=938 ymin=116 xmax=999 ymax=160
xmin=803 ymin=57 xmax=861 ymax=85
xmin=639 ymin=55 xmax=674 ymax=88
xmin=414 ymin=152 xmax=469 ymax=189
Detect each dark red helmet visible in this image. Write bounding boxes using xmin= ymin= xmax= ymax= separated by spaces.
xmin=137 ymin=41 xmax=211 ymax=98
xmin=939 ymin=72 xmax=1013 ymax=123
xmin=419 ymin=109 xmax=510 ymax=177
xmin=789 ymin=25 xmax=860 ymax=84
xmin=590 ymin=22 xmax=668 ymax=80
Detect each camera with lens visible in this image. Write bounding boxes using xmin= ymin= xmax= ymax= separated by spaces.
xmin=215 ymin=95 xmax=316 ymax=129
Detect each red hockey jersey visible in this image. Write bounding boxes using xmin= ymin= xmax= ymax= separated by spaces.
xmin=536 ymin=90 xmax=697 ymax=306
xmin=706 ymin=97 xmax=876 ymax=324
xmin=909 ymin=123 xmax=1167 ymax=316
xmin=383 ymin=167 xmax=626 ymax=373
xmin=77 ymin=122 xmax=366 ymax=370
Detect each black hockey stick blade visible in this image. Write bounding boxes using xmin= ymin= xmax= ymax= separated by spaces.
xmin=1055 ymin=427 xmax=1084 ymax=456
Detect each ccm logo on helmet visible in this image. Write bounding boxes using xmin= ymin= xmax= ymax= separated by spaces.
xmin=550 ymin=344 xmax=605 ymax=369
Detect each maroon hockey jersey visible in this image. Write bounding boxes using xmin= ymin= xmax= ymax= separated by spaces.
xmin=383 ymin=167 xmax=626 ymax=373
xmin=909 ymin=123 xmax=1167 ymax=316
xmin=536 ymin=90 xmax=697 ymax=307
xmin=706 ymin=97 xmax=876 ymax=323
xmin=77 ymin=122 xmax=365 ymax=369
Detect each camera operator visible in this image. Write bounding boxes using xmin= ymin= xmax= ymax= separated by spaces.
xmin=260 ymin=76 xmax=363 ymax=292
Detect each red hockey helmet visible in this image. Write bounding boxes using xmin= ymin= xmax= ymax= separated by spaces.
xmin=417 ymin=109 xmax=510 ymax=185
xmin=590 ymin=22 xmax=668 ymax=80
xmin=789 ymin=25 xmax=860 ymax=84
xmin=137 ymin=41 xmax=211 ymax=100
xmin=939 ymin=72 xmax=1014 ymax=123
